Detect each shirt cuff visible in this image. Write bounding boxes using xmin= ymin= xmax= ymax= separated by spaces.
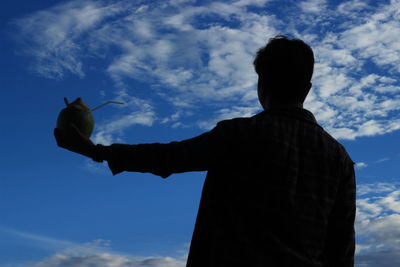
xmin=91 ymin=144 xmax=123 ymax=175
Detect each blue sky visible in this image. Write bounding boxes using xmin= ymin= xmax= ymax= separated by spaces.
xmin=1 ymin=0 xmax=400 ymax=266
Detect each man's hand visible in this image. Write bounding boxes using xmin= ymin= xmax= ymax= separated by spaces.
xmin=54 ymin=124 xmax=96 ymax=159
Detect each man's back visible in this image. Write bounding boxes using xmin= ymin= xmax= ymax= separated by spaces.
xmin=186 ymin=107 xmax=355 ymax=267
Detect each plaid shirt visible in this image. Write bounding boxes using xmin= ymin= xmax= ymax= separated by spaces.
xmin=106 ymin=107 xmax=356 ymax=267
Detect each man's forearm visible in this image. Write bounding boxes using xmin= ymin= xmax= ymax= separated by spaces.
xmin=91 ymin=143 xmax=176 ymax=177
xmin=89 ymin=126 xmax=220 ymax=178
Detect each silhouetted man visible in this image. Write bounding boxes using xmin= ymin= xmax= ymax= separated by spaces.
xmin=55 ymin=35 xmax=356 ymax=267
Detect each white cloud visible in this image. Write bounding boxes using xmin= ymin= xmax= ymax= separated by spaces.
xmin=374 ymin=85 xmax=400 ymax=93
xmin=357 ymin=183 xmax=399 ymax=196
xmin=356 ymin=249 xmax=400 ymax=267
xmin=0 ymin=226 xmax=188 ymax=267
xmin=92 ymin=96 xmax=156 ymax=145
xmin=32 ymin=237 xmax=188 ymax=267
xmin=356 ymin=182 xmax=400 ymax=266
xmin=356 ymin=162 xmax=368 ymax=169
xmin=233 ymin=0 xmax=270 ymax=7
xmin=299 ymin=0 xmax=327 ymax=13
xmin=13 ymin=0 xmax=126 ymax=79
xmin=13 ymin=0 xmax=400 ymax=141
xmin=336 ymin=0 xmax=371 ymax=17
xmin=35 ymin=253 xmax=187 ymax=267
xmin=338 ymin=0 xmax=400 ymax=72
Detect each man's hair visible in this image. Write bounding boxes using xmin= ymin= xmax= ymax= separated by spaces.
xmin=253 ymin=35 xmax=314 ymax=103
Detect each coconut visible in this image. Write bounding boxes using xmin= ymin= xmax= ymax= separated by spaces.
xmin=56 ymin=97 xmax=94 ymax=138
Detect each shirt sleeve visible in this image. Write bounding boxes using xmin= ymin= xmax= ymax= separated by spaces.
xmin=324 ymin=158 xmax=356 ymax=266
xmin=104 ymin=121 xmax=227 ymax=178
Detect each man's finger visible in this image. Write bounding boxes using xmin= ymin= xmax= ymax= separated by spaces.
xmin=54 ymin=128 xmax=67 ymax=148
xmin=69 ymin=123 xmax=87 ymax=139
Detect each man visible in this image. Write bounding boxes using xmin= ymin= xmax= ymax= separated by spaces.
xmin=55 ymin=35 xmax=356 ymax=267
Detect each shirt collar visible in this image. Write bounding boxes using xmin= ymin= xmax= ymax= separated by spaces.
xmin=258 ymin=106 xmax=320 ymax=127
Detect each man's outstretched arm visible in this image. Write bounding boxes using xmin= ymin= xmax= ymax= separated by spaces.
xmin=54 ymin=122 xmax=226 ymax=178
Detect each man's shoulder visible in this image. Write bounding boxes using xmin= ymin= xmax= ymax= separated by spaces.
xmin=215 ymin=109 xmax=353 ymax=163
xmin=215 ymin=114 xmax=256 ymax=128
xmin=215 ymin=108 xmax=316 ymax=128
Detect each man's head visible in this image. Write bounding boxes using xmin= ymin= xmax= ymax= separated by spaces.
xmin=253 ymin=35 xmax=314 ymax=109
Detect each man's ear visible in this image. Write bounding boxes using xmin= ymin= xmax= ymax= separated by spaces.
xmin=302 ymin=82 xmax=312 ymax=101
xmin=257 ymin=76 xmax=269 ymax=109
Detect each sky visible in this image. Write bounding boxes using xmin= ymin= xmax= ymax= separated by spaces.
xmin=1 ymin=0 xmax=400 ymax=266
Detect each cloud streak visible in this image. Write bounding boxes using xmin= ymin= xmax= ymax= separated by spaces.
xmin=0 ymin=226 xmax=77 ymax=252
